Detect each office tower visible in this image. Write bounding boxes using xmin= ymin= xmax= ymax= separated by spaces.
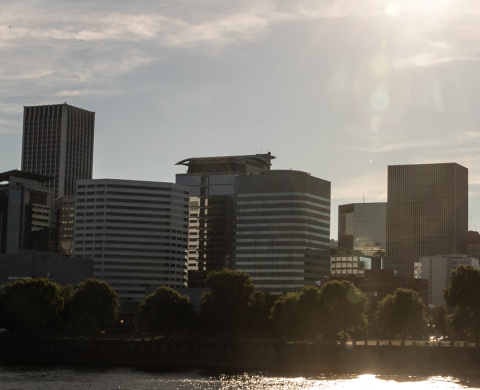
xmin=331 ymin=254 xmax=383 ymax=277
xmin=21 ymin=103 xmax=95 ymax=201
xmin=338 ymin=202 xmax=386 ymax=256
xmin=0 ymin=170 xmax=54 ymax=254
xmin=387 ymin=163 xmax=468 ymax=277
xmin=232 ymin=170 xmax=331 ymax=295
xmin=55 ymin=195 xmax=75 ymax=256
xmin=72 ymin=179 xmax=189 ymax=300
xmin=175 ymin=153 xmax=275 ymax=287
xmin=415 ymin=254 xmax=480 ymax=306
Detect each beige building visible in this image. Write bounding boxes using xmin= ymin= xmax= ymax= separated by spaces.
xmin=415 ymin=254 xmax=480 ymax=307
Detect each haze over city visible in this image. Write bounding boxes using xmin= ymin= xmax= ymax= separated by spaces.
xmin=2 ymin=0 xmax=480 ymax=237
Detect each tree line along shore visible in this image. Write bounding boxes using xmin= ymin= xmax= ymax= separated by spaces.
xmin=1 ymin=265 xmax=479 ymax=343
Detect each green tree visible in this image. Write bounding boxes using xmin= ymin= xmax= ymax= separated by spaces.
xmin=429 ymin=304 xmax=448 ymax=337
xmin=269 ymin=292 xmax=300 ymax=337
xmin=443 ymin=265 xmax=480 ymax=342
xmin=2 ymin=278 xmax=64 ymax=333
xmin=269 ymin=286 xmax=323 ymax=339
xmin=136 ymin=286 xmax=196 ymax=334
xmin=375 ymin=288 xmax=427 ymax=342
xmin=71 ymin=279 xmax=119 ymax=333
xmin=320 ymin=280 xmax=369 ymax=340
xmin=200 ymin=269 xmax=258 ymax=333
xmin=59 ymin=284 xmax=74 ymax=330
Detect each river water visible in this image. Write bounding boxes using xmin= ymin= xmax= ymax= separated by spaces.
xmin=1 ymin=367 xmax=480 ymax=390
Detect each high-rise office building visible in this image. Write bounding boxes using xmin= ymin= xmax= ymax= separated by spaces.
xmin=338 ymin=202 xmax=386 ymax=256
xmin=0 ymin=170 xmax=54 ymax=253
xmin=72 ymin=179 xmax=189 ymax=300
xmin=232 ymin=170 xmax=331 ymax=294
xmin=387 ymin=163 xmax=468 ymax=277
xmin=21 ymin=103 xmax=95 ymax=201
xmin=175 ymin=153 xmax=275 ymax=287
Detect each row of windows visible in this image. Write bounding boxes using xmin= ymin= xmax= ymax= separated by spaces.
xmin=236 ymin=222 xmax=329 ymax=231
xmin=237 ymin=199 xmax=330 ymax=210
xmin=236 ymin=253 xmax=306 ymax=258
xmin=78 ymin=183 xmax=188 ymax=194
xmin=98 ymin=275 xmax=173 ymax=281
xmin=236 ymin=269 xmax=304 ymax=273
xmin=251 ymin=276 xmax=304 ymax=281
xmin=235 ymin=237 xmax=327 ymax=244
xmin=237 ymin=215 xmax=328 ymax=223
xmin=76 ymin=247 xmax=176 ymax=253
xmin=234 ymin=245 xmax=323 ymax=250
xmin=235 ymin=261 xmax=305 ymax=265
xmin=95 ymin=261 xmax=185 ymax=267
xmin=237 ymin=192 xmax=330 ymax=203
xmin=236 ymin=229 xmax=329 ymax=238
xmin=237 ymin=207 xmax=329 ymax=217
xmin=254 ymin=284 xmax=303 ymax=289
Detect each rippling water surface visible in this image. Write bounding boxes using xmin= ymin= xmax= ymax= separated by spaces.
xmin=1 ymin=366 xmax=480 ymax=390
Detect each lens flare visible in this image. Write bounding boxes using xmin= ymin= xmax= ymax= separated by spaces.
xmin=386 ymin=2 xmax=399 ymax=17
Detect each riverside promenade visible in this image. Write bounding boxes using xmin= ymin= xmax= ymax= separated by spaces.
xmin=1 ymin=336 xmax=480 ymax=375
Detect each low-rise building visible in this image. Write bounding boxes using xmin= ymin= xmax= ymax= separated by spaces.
xmin=415 ymin=254 xmax=480 ymax=307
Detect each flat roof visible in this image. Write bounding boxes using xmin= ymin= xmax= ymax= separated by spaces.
xmin=0 ymin=170 xmax=53 ymax=183
xmin=176 ymin=153 xmax=275 ymax=167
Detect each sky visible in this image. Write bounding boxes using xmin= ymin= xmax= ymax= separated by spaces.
xmin=1 ymin=0 xmax=480 ymax=239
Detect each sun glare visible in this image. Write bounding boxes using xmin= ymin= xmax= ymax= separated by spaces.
xmin=385 ymin=2 xmax=399 ymax=17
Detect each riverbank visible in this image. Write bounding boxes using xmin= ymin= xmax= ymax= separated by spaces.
xmin=1 ymin=336 xmax=480 ymax=375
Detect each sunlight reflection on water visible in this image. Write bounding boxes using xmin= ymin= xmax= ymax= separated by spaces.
xmin=0 ymin=367 xmax=479 ymax=390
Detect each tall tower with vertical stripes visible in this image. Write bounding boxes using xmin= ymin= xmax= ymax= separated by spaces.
xmin=21 ymin=103 xmax=95 ymax=201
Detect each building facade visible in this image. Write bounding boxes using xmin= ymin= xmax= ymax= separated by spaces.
xmin=0 ymin=251 xmax=93 ymax=290
xmin=338 ymin=202 xmax=386 ymax=256
xmin=72 ymin=179 xmax=189 ymax=300
xmin=415 ymin=254 xmax=480 ymax=307
xmin=331 ymin=269 xmax=429 ymax=311
xmin=0 ymin=170 xmax=54 ymax=254
xmin=55 ymin=195 xmax=75 ymax=256
xmin=387 ymin=163 xmax=468 ymax=277
xmin=232 ymin=170 xmax=331 ymax=295
xmin=21 ymin=103 xmax=95 ymax=201
xmin=468 ymin=230 xmax=480 ymax=259
xmin=175 ymin=153 xmax=275 ymax=288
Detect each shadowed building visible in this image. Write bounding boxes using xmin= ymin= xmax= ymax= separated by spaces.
xmin=21 ymin=103 xmax=95 ymax=201
xmin=387 ymin=163 xmax=468 ymax=277
xmin=175 ymin=153 xmax=275 ymax=288
xmin=0 ymin=170 xmax=54 ymax=254
xmin=338 ymin=202 xmax=386 ymax=256
xmin=232 ymin=170 xmax=331 ymax=295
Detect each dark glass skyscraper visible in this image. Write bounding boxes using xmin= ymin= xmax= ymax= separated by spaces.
xmin=176 ymin=153 xmax=275 ymax=287
xmin=338 ymin=202 xmax=386 ymax=256
xmin=232 ymin=170 xmax=331 ymax=294
xmin=387 ymin=163 xmax=468 ymax=277
xmin=21 ymin=103 xmax=95 ymax=201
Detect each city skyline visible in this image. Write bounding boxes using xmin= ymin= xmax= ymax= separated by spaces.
xmin=2 ymin=1 xmax=480 ymax=239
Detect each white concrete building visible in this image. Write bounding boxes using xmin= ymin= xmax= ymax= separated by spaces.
xmin=72 ymin=179 xmax=189 ymax=300
xmin=414 ymin=254 xmax=480 ymax=307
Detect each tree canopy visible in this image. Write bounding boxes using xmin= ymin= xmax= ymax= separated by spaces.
xmin=320 ymin=280 xmax=369 ymax=340
xmin=429 ymin=304 xmax=448 ymax=337
xmin=2 ymin=278 xmax=64 ymax=333
xmin=375 ymin=288 xmax=427 ymax=342
xmin=200 ymin=269 xmax=263 ymax=334
xmin=71 ymin=278 xmax=119 ymax=333
xmin=136 ymin=286 xmax=196 ymax=334
xmin=444 ymin=265 xmax=480 ymax=341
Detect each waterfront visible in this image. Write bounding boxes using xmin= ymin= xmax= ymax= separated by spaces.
xmin=1 ymin=367 xmax=480 ymax=390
